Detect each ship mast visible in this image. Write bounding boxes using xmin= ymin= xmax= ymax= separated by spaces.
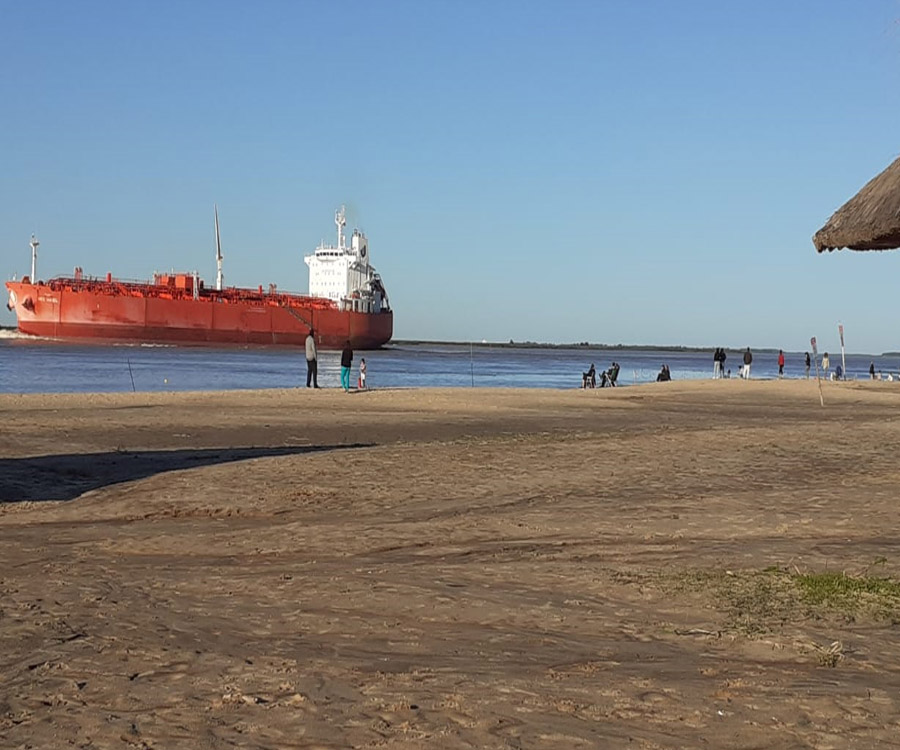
xmin=30 ymin=234 xmax=39 ymax=281
xmin=335 ymin=205 xmax=346 ymax=251
xmin=215 ymin=205 xmax=224 ymax=291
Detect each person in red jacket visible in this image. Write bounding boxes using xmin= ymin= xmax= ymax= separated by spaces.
xmin=778 ymin=350 xmax=785 ymax=378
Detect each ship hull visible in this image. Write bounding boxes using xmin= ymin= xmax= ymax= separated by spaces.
xmin=5 ymin=281 xmax=393 ymax=349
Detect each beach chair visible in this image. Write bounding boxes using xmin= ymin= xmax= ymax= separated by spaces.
xmin=608 ymin=365 xmax=620 ymax=387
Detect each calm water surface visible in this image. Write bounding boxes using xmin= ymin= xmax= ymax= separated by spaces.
xmin=1 ymin=331 xmax=897 ymax=394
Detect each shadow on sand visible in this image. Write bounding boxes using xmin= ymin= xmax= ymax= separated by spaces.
xmin=0 ymin=444 xmax=374 ymax=504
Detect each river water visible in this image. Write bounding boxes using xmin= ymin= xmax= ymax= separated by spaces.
xmin=0 ymin=331 xmax=896 ymax=394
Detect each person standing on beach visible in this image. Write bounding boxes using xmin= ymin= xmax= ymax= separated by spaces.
xmin=822 ymin=352 xmax=830 ymax=379
xmin=359 ymin=358 xmax=367 ymax=389
xmin=777 ymin=350 xmax=785 ymax=378
xmin=743 ymin=347 xmax=753 ymax=379
xmin=713 ymin=348 xmax=721 ymax=379
xmin=805 ymin=352 xmax=811 ymax=379
xmin=305 ymin=328 xmax=319 ymax=388
xmin=340 ymin=340 xmax=353 ymax=392
xmin=870 ymin=361 xmax=876 ymax=380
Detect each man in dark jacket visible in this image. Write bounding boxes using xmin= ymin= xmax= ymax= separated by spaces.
xmin=340 ymin=340 xmax=353 ymax=392
xmin=743 ymin=347 xmax=753 ymax=379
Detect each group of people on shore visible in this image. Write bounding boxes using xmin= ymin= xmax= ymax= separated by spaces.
xmin=583 ymin=361 xmax=671 ymax=385
xmin=712 ymin=347 xmax=728 ymax=378
xmin=713 ymin=348 xmax=887 ymax=381
xmin=582 ymin=362 xmax=620 ymax=388
xmin=712 ymin=347 xmax=755 ymax=378
xmin=715 ymin=347 xmax=800 ymax=379
xmin=712 ymin=347 xmax=757 ymax=378
xmin=578 ymin=347 xmax=895 ymax=387
xmin=304 ymin=329 xmax=367 ymax=391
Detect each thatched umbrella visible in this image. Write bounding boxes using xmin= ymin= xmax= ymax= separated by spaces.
xmin=814 ymin=154 xmax=900 ymax=252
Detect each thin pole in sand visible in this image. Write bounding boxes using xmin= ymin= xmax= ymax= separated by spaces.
xmin=127 ymin=358 xmax=136 ymax=392
xmin=810 ymin=336 xmax=824 ymax=407
xmin=838 ymin=323 xmax=846 ymax=379
xmin=470 ymin=342 xmax=474 ymax=387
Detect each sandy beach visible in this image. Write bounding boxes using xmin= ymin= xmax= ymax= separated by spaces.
xmin=2 ymin=380 xmax=900 ymax=749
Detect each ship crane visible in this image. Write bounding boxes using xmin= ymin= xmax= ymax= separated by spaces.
xmin=214 ymin=205 xmax=224 ymax=291
xmin=30 ymin=234 xmax=39 ymax=282
xmin=335 ymin=205 xmax=346 ymax=251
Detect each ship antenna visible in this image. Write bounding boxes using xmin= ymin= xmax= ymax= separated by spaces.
xmin=215 ymin=204 xmax=224 ymax=291
xmin=335 ymin=205 xmax=346 ymax=250
xmin=30 ymin=234 xmax=39 ymax=281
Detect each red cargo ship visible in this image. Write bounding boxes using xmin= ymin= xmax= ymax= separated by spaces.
xmin=5 ymin=207 xmax=392 ymax=348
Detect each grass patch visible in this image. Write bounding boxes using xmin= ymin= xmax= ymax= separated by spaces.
xmin=795 ymin=571 xmax=900 ymax=618
xmin=668 ymin=566 xmax=900 ymax=634
xmin=669 ymin=568 xmax=800 ymax=635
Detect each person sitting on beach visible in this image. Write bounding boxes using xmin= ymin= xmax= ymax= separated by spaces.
xmin=582 ymin=364 xmax=596 ymax=389
xmin=607 ymin=362 xmax=620 ymax=387
xmin=656 ymin=364 xmax=671 ymax=382
xmin=597 ymin=362 xmax=620 ymax=388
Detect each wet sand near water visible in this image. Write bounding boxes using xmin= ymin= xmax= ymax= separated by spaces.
xmin=2 ymin=380 xmax=900 ymax=748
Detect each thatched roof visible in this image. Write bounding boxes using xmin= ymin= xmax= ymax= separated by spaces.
xmin=813 ymin=155 xmax=900 ymax=253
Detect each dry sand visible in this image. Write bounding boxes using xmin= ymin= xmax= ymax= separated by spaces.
xmin=2 ymin=380 xmax=900 ymax=748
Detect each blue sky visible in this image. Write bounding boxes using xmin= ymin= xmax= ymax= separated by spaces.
xmin=3 ymin=1 xmax=900 ymax=353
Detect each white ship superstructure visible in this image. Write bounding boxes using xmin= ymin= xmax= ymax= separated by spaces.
xmin=304 ymin=206 xmax=389 ymax=314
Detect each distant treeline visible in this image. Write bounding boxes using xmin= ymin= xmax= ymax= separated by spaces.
xmin=392 ymin=340 xmax=895 ymax=356
xmin=390 ymin=339 xmax=784 ymax=354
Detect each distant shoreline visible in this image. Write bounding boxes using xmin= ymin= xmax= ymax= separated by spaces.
xmin=390 ymin=339 xmax=781 ymax=353
xmin=390 ymin=340 xmax=847 ymax=356
xmin=2 ymin=326 xmax=894 ymax=357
